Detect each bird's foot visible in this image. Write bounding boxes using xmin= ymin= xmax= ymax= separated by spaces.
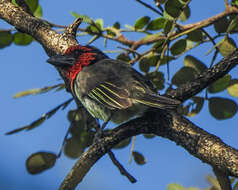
xmin=93 ymin=127 xmax=106 ymax=151
xmin=93 ymin=120 xmax=110 ymax=151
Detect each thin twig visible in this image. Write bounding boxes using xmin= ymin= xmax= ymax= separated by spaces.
xmin=57 ymin=124 xmax=72 ymax=158
xmin=166 ymin=42 xmax=170 ymax=81
xmin=5 ymin=98 xmax=73 ymax=135
xmin=108 ymin=150 xmax=137 ymax=183
xmin=128 ymin=48 xmax=154 ymax=65
xmin=213 ymin=167 xmax=232 ymax=190
xmin=153 ymin=0 xmax=164 ymax=13
xmin=117 ymin=46 xmax=141 ymax=56
xmin=135 ymin=0 xmax=163 ymax=16
xmin=210 ymin=49 xmax=219 ymax=68
xmin=201 ymin=28 xmax=219 ymax=53
xmin=129 ymin=136 xmax=136 ymax=164
xmin=224 ymin=0 xmax=229 ymax=9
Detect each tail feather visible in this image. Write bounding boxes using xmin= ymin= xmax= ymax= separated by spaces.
xmin=134 ymin=93 xmax=181 ymax=109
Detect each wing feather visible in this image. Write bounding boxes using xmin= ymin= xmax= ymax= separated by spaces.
xmin=88 ymin=82 xmax=131 ymax=110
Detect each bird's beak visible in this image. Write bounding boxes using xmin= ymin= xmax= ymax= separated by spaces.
xmin=47 ymin=54 xmax=76 ymax=67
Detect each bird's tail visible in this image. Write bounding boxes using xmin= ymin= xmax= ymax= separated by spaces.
xmin=134 ymin=93 xmax=181 ymax=109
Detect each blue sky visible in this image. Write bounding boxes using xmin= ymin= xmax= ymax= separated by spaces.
xmin=1 ymin=0 xmax=238 ymax=189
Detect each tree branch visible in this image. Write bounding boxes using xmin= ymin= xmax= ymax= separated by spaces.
xmin=108 ymin=150 xmax=137 ymax=183
xmin=132 ymin=5 xmax=238 ymax=50
xmin=213 ymin=167 xmax=232 ymax=190
xmin=59 ymin=51 xmax=238 ymax=189
xmin=0 ymin=0 xmax=77 ymax=55
xmin=167 ymin=50 xmax=238 ymax=101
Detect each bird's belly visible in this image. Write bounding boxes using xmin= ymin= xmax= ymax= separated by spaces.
xmin=79 ymin=96 xmax=148 ymax=124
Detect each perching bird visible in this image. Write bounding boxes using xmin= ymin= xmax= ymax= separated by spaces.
xmin=47 ymin=45 xmax=180 ymax=127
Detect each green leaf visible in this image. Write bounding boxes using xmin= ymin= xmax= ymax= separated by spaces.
xmin=124 ymin=24 xmax=135 ymax=30
xmin=11 ymin=0 xmax=17 ymax=6
xmin=139 ymin=58 xmax=150 ymax=73
xmin=33 ymin=5 xmax=42 ymax=18
xmin=179 ymin=5 xmax=190 ymax=22
xmin=26 ymin=116 xmax=46 ymax=131
xmin=172 ymin=67 xmax=197 ymax=87
xmin=218 ymin=36 xmax=237 ymax=57
xmin=25 ymin=0 xmax=39 ymax=13
xmin=0 ymin=31 xmax=13 ymax=48
xmin=113 ymin=138 xmax=131 ymax=149
xmin=208 ymin=75 xmax=231 ymax=93
xmin=64 ymin=137 xmax=85 ymax=158
xmin=132 ymin=151 xmax=146 ymax=165
xmin=134 ymin=16 xmax=150 ymax=30
xmin=14 ymin=32 xmax=33 ymax=45
xmin=165 ymin=0 xmax=183 ymax=18
xmin=185 ymin=39 xmax=194 ymax=51
xmin=116 ymin=53 xmax=131 ymax=62
xmin=184 ymin=55 xmax=207 ymax=73
xmin=87 ymin=35 xmax=99 ymax=44
xmin=13 ymin=84 xmax=63 ymax=98
xmin=187 ymin=29 xmax=204 ymax=42
xmin=6 ymin=98 xmax=73 ymax=135
xmin=113 ymin=22 xmax=120 ymax=29
xmin=209 ymin=97 xmax=238 ymax=120
xmin=71 ymin=12 xmax=92 ymax=24
xmin=227 ymin=79 xmax=238 ymax=97
xmin=95 ymin=18 xmax=104 ymax=29
xmin=214 ymin=17 xmax=229 ymax=33
xmin=164 ymin=19 xmax=173 ymax=34
xmin=6 ymin=116 xmax=46 ymax=135
xmin=163 ymin=10 xmax=174 ymax=20
xmin=206 ymin=175 xmax=220 ymax=189
xmin=153 ymin=39 xmax=166 ymax=53
xmin=160 ymin=56 xmax=175 ymax=65
xmin=167 ymin=183 xmax=185 ymax=190
xmin=232 ymin=0 xmax=238 ymax=6
xmin=139 ymin=53 xmax=160 ymax=69
xmin=146 ymin=71 xmax=165 ymax=90
xmin=170 ymin=39 xmax=187 ymax=56
xmin=26 ymin=152 xmax=57 ymax=174
xmin=86 ymin=25 xmax=99 ymax=33
xmin=146 ymin=18 xmax=166 ymax=31
xmin=227 ymin=15 xmax=238 ymax=33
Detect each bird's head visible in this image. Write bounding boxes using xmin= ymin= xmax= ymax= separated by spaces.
xmin=47 ymin=45 xmax=108 ymax=91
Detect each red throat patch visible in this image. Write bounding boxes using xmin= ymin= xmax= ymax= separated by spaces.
xmin=64 ymin=45 xmax=97 ymax=91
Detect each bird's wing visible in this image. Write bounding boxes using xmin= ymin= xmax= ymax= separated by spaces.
xmin=132 ymin=92 xmax=181 ymax=109
xmin=80 ymin=58 xmax=180 ymax=110
xmin=88 ymin=81 xmax=132 ymax=110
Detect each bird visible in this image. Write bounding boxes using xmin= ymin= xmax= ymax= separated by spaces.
xmin=47 ymin=45 xmax=181 ymax=129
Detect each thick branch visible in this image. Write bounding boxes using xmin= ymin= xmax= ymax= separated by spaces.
xmin=0 ymin=0 xmax=77 ymax=55
xmin=59 ymin=108 xmax=238 ymax=190
xmin=167 ymin=50 xmax=238 ymax=101
xmin=59 ymin=50 xmax=238 ymax=189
